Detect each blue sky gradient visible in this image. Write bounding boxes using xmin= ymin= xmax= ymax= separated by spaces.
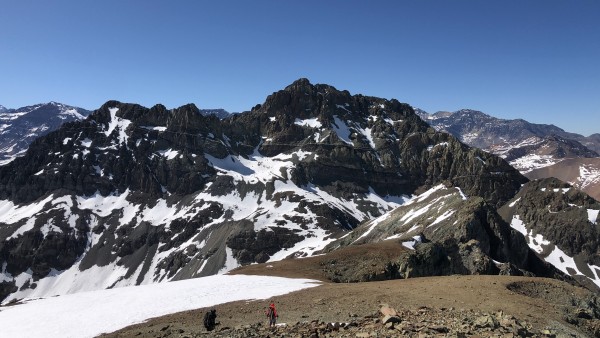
xmin=1 ymin=1 xmax=599 ymax=135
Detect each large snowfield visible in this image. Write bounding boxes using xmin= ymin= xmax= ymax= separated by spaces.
xmin=0 ymin=275 xmax=320 ymax=338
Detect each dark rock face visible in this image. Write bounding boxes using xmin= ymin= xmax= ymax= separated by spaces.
xmin=227 ymin=227 xmax=304 ymax=264
xmin=0 ymin=102 xmax=217 ymax=204
xmin=0 ymin=79 xmax=530 ymax=302
xmin=324 ymin=182 xmax=577 ymax=286
xmin=398 ymin=240 xmax=498 ymax=278
xmin=500 ymin=178 xmax=600 ymax=276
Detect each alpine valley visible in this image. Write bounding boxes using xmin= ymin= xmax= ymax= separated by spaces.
xmin=1 ymin=79 xmax=599 ymax=307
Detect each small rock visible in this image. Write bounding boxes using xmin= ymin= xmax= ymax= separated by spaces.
xmin=474 ymin=314 xmax=498 ymax=329
xmin=576 ymin=308 xmax=594 ymax=319
xmin=430 ymin=325 xmax=448 ymax=333
xmin=382 ymin=314 xmax=401 ymax=325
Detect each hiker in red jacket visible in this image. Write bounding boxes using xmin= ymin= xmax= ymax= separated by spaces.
xmin=266 ymin=302 xmax=278 ymax=328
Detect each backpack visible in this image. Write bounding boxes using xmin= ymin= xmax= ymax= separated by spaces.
xmin=267 ymin=307 xmax=275 ymax=319
xmin=203 ymin=311 xmax=211 ymax=328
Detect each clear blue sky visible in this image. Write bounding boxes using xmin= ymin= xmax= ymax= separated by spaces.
xmin=1 ymin=1 xmax=599 ymax=135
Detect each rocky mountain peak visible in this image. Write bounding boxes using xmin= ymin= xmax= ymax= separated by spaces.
xmin=284 ymin=77 xmax=314 ymax=91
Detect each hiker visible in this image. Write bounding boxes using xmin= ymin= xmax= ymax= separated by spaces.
xmin=265 ymin=302 xmax=278 ymax=328
xmin=203 ymin=309 xmax=217 ymax=331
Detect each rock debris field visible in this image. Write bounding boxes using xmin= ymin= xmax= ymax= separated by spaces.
xmin=100 ymin=274 xmax=600 ymax=338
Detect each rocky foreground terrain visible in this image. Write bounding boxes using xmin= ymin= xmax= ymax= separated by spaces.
xmin=99 ymin=278 xmax=600 ymax=338
xmin=101 ymin=241 xmax=600 ymax=338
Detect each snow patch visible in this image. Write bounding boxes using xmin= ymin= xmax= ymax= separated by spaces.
xmin=588 ymin=209 xmax=599 ymax=224
xmin=294 ymin=118 xmax=322 ymax=129
xmin=157 ymin=148 xmax=179 ymax=160
xmin=103 ymin=107 xmax=132 ymax=145
xmin=0 ymin=275 xmax=319 ymax=338
xmin=331 ymin=116 xmax=352 ymax=144
xmin=508 ymin=197 xmax=521 ymax=208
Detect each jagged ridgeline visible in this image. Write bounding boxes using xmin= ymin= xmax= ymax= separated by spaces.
xmin=0 ymin=79 xmax=526 ymax=302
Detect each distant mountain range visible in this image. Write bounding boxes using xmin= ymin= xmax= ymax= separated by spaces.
xmin=200 ymin=108 xmax=231 ymax=119
xmin=417 ymin=108 xmax=600 ymax=158
xmin=416 ymin=108 xmax=600 ymax=200
xmin=0 ymin=102 xmax=92 ymax=165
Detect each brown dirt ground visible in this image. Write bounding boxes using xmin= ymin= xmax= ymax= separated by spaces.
xmin=99 ymin=241 xmax=598 ymax=337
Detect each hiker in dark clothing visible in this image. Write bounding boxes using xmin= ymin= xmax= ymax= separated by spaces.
xmin=203 ymin=309 xmax=217 ymax=331
xmin=266 ymin=303 xmax=278 ymax=328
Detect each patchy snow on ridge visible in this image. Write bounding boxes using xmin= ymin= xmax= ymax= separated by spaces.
xmin=0 ymin=275 xmax=319 ymax=338
xmin=509 ymin=154 xmax=559 ymax=173
xmin=427 ymin=142 xmax=448 ymax=151
xmin=510 ymin=215 xmax=600 ymax=287
xmin=578 ymin=165 xmax=600 ymax=190
xmin=60 ymin=108 xmax=86 ymax=120
xmin=103 ymin=107 xmax=132 ymax=145
xmin=349 ymin=184 xmax=465 ymax=244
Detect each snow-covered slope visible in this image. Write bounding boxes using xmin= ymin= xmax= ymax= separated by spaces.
xmin=0 ymin=102 xmax=91 ymax=165
xmin=0 ymin=274 xmax=318 ymax=338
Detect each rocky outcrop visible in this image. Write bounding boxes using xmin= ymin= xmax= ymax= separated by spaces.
xmin=323 ymin=182 xmax=574 ymax=285
xmin=499 ymin=178 xmax=600 ymax=287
